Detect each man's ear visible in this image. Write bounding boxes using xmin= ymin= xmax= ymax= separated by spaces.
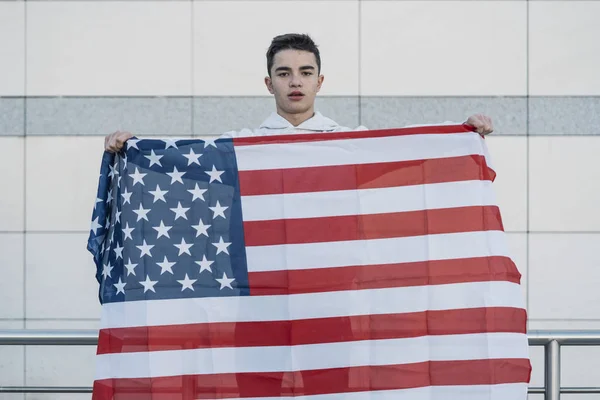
xmin=316 ymin=75 xmax=325 ymax=92
xmin=265 ymin=76 xmax=274 ymax=94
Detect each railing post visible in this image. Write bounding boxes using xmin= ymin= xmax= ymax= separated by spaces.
xmin=545 ymin=339 xmax=561 ymax=400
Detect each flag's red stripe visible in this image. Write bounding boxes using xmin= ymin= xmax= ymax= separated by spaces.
xmin=238 ymin=155 xmax=493 ymax=196
xmin=233 ymin=124 xmax=475 ymax=146
xmin=97 ymin=307 xmax=525 ymax=355
xmin=244 ymin=206 xmax=503 ymax=247
xmin=250 ymin=255 xmax=520 ymax=295
xmin=92 ymin=358 xmax=531 ymax=399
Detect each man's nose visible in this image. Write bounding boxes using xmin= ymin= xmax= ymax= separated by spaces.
xmin=289 ymin=74 xmax=302 ymax=87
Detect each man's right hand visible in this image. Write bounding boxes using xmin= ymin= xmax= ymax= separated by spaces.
xmin=105 ymin=131 xmax=134 ymax=153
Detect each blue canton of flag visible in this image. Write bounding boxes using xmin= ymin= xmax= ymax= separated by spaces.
xmin=87 ymin=137 xmax=249 ymax=305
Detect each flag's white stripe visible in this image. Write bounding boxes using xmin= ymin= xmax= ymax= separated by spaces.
xmin=95 ymin=332 xmax=528 ymax=379
xmin=235 ymin=132 xmax=486 ymax=171
xmin=100 ymin=281 xmax=524 ymax=329
xmin=240 ymin=180 xmax=496 ymax=222
xmin=239 ymin=384 xmax=528 ymax=400
xmin=245 ymin=230 xmax=509 ymax=273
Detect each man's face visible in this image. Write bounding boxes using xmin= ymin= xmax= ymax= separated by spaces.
xmin=265 ymin=49 xmax=324 ymax=116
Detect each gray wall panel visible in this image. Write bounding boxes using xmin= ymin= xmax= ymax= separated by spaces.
xmin=193 ymin=97 xmax=360 ymax=136
xmin=361 ymin=97 xmax=527 ymax=135
xmin=26 ymin=97 xmax=192 ymax=136
xmin=529 ymin=97 xmax=600 ymax=135
xmin=0 ymin=98 xmax=24 ymax=136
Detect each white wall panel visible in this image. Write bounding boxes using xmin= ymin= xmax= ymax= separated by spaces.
xmin=529 ymin=137 xmax=600 ymax=231
xmin=530 ymin=1 xmax=600 ymax=95
xmin=486 ymin=136 xmax=528 ymax=232
xmin=26 ymin=136 xmax=104 ymax=231
xmin=194 ymin=1 xmax=359 ymax=96
xmin=0 ymin=320 xmax=25 ymax=400
xmin=26 ymin=233 xmax=101 ymax=319
xmin=0 ymin=137 xmax=24 ymax=231
xmin=27 ymin=1 xmax=192 ymax=96
xmin=0 ymin=2 xmax=25 ymax=96
xmin=0 ymin=234 xmax=24 ymax=319
xmin=529 ymin=234 xmax=600 ymax=320
xmin=361 ymin=1 xmax=527 ymax=95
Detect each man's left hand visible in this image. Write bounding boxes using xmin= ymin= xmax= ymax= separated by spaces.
xmin=465 ymin=114 xmax=494 ymax=136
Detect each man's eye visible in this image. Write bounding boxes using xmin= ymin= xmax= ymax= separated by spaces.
xmin=303 ymin=72 xmax=313 ymax=76
xmin=278 ymin=73 xmax=288 ymax=77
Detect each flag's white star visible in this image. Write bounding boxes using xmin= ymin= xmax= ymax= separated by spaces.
xmin=153 ymin=220 xmax=172 ymax=239
xmin=133 ymin=204 xmax=150 ymax=222
xmin=110 ymin=226 xmax=115 ymax=243
xmin=163 ymin=138 xmax=179 ymax=149
xmin=124 ymin=258 xmax=138 ymax=276
xmin=115 ymin=210 xmax=122 ymax=224
xmin=183 ymin=148 xmax=202 ymax=166
xmin=113 ymin=277 xmax=126 ymax=295
xmin=95 ymin=197 xmax=103 ymax=208
xmin=136 ymin=239 xmax=154 ymax=257
xmin=157 ymin=256 xmax=176 ymax=275
xmin=108 ymin=164 xmax=118 ymax=179
xmin=196 ymin=255 xmax=214 ymax=273
xmin=216 ymin=272 xmax=235 ymax=290
xmin=123 ymin=155 xmax=128 ymax=170
xmin=130 ymin=167 xmax=146 ymax=186
xmin=127 ymin=139 xmax=140 ymax=150
xmin=90 ymin=217 xmax=102 ymax=235
xmin=209 ymin=200 xmax=228 ymax=219
xmin=144 ymin=149 xmax=163 ymax=167
xmin=117 ymin=175 xmax=122 ymax=188
xmin=170 ymin=202 xmax=190 ymax=220
xmin=174 ymin=238 xmax=193 ymax=256
xmin=122 ymin=223 xmax=135 ymax=241
xmin=139 ymin=275 xmax=158 ymax=293
xmin=121 ymin=188 xmax=132 ymax=204
xmin=191 ymin=218 xmax=211 ymax=237
xmin=177 ymin=274 xmax=197 ymax=292
xmin=149 ymin=184 xmax=168 ymax=203
xmin=113 ymin=243 xmax=124 ymax=260
xmin=106 ymin=189 xmax=113 ymax=204
xmin=167 ymin=166 xmax=185 ymax=184
xmin=204 ymin=139 xmax=217 ymax=148
xmin=188 ymin=183 xmax=207 ymax=202
xmin=102 ymin=262 xmax=113 ymax=279
xmin=105 ymin=217 xmax=111 ymax=230
xmin=205 ymin=165 xmax=224 ymax=183
xmin=212 ymin=236 xmax=231 ymax=255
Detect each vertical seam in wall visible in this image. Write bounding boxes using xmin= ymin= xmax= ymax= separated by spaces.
xmin=358 ymin=0 xmax=362 ymax=126
xmin=526 ymin=0 xmax=530 ymax=323
xmin=23 ymin=0 xmax=28 ymax=389
xmin=190 ymin=0 xmax=195 ymax=138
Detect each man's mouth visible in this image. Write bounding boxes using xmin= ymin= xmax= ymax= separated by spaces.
xmin=288 ymin=92 xmax=305 ymax=101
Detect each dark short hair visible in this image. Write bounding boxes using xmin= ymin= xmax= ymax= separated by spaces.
xmin=266 ymin=33 xmax=321 ymax=77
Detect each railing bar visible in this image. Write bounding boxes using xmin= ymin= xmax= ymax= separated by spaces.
xmin=561 ymin=387 xmax=600 ymax=394
xmin=528 ymin=387 xmax=545 ymax=394
xmin=3 ymin=386 xmax=600 ymax=395
xmin=545 ymin=339 xmax=561 ymax=400
xmin=2 ymin=329 xmax=600 ymax=346
xmin=0 ymin=386 xmax=93 ymax=393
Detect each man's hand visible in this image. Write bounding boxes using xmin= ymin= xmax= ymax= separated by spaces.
xmin=465 ymin=114 xmax=494 ymax=136
xmin=105 ymin=131 xmax=134 ymax=153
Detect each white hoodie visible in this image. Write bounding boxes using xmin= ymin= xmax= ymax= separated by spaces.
xmin=219 ymin=111 xmax=454 ymax=138
xmin=220 ymin=112 xmax=368 ymax=138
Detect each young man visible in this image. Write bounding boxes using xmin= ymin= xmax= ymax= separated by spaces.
xmin=105 ymin=33 xmax=493 ymax=151
xmin=101 ymin=33 xmax=497 ymax=397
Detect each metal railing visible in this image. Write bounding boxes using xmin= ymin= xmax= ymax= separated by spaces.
xmin=1 ymin=329 xmax=600 ymax=399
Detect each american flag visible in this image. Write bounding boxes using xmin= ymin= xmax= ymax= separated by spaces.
xmin=87 ymin=125 xmax=531 ymax=400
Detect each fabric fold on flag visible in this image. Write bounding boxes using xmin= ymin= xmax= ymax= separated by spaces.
xmin=87 ymin=124 xmax=531 ymax=400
